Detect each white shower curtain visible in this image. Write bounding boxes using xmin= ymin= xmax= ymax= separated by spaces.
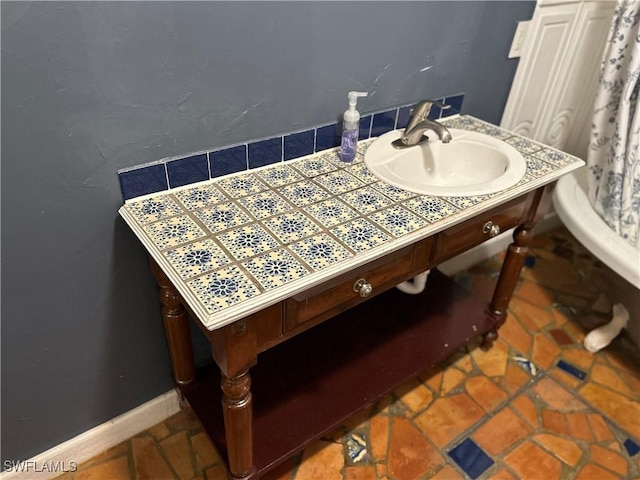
xmin=588 ymin=0 xmax=640 ymax=249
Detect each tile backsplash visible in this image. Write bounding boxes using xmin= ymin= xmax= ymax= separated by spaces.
xmin=118 ymin=94 xmax=465 ymax=201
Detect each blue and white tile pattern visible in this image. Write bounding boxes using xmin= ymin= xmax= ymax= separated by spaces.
xmin=120 ymin=114 xmax=585 ymax=328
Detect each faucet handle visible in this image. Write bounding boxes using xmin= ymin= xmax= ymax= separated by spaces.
xmin=409 ymin=100 xmax=451 ymax=122
xmin=425 ymin=99 xmax=451 ymax=111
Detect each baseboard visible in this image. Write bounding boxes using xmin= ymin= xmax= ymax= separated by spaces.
xmin=1 ymin=390 xmax=180 ymax=480
xmin=438 ymin=211 xmax=561 ymax=276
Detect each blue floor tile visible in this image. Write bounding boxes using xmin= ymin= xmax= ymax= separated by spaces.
xmin=624 ymin=438 xmax=640 ymax=456
xmin=557 ymin=359 xmax=587 ymax=380
xmin=448 ymin=438 xmax=493 ymax=479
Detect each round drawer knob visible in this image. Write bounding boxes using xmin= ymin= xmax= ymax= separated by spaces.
xmin=353 ymin=278 xmax=373 ymax=297
xmin=483 ymin=221 xmax=501 ymax=237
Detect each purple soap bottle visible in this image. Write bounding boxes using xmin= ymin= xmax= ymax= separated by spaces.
xmin=340 ymin=91 xmax=368 ymax=162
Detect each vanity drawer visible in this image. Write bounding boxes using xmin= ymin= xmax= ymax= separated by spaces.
xmin=432 ymin=197 xmax=528 ymax=264
xmin=285 ymin=245 xmax=416 ymax=330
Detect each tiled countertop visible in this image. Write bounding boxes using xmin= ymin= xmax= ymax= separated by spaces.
xmin=119 ymin=115 xmax=584 ymax=330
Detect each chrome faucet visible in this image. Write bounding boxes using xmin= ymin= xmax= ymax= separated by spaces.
xmin=392 ymin=100 xmax=453 ymax=149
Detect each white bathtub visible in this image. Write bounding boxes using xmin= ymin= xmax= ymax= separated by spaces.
xmin=553 ymin=167 xmax=640 ymax=346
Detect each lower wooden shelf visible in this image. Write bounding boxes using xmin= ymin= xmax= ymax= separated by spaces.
xmin=181 ymin=269 xmax=496 ymax=478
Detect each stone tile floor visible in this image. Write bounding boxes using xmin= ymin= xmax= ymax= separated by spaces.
xmin=57 ymin=226 xmax=640 ymax=479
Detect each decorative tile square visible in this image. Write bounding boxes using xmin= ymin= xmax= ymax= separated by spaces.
xmin=533 ymin=147 xmax=577 ymax=167
xmin=441 ymin=115 xmax=487 ymax=131
xmin=255 ymin=164 xmax=304 ymax=188
xmin=164 ymin=239 xmax=231 ymax=279
xmin=125 ymin=195 xmax=184 ymax=224
xmin=292 ymin=156 xmax=338 ymax=177
xmin=344 ymin=163 xmax=378 ymax=184
xmin=345 ymin=433 xmax=368 ymax=463
xmin=473 ymin=124 xmax=512 ymax=140
xmin=513 ymin=354 xmax=538 ymax=376
xmin=241 ymin=249 xmax=309 ymax=290
xmin=448 ymin=438 xmax=494 ymax=479
xmin=194 ymin=203 xmax=252 ymax=233
xmin=262 ymin=211 xmax=322 ymax=244
xmin=368 ymin=205 xmax=428 ymax=237
xmin=237 ymin=190 xmax=292 ymax=220
xmin=403 ymin=196 xmax=459 ymax=223
xmin=446 ymin=195 xmax=487 ymax=210
xmin=515 ymin=173 xmax=536 ymax=188
xmin=325 ymin=149 xmax=362 ymax=168
xmin=370 ymin=181 xmax=417 ymax=201
xmin=287 ymin=233 xmax=353 ymax=270
xmin=167 ymin=153 xmax=209 ymax=188
xmin=216 ymin=173 xmax=269 ymax=198
xmin=504 ymin=136 xmax=544 ymax=155
xmin=313 ymin=169 xmax=364 ymax=195
xmin=174 ymin=184 xmax=227 ymax=210
xmin=341 ymin=186 xmax=394 ymax=214
xmin=277 ymin=181 xmax=331 ymax=207
xmin=330 ymin=218 xmax=390 ymax=253
xmin=525 ymin=158 xmax=557 ymax=178
xmin=187 ymin=266 xmax=260 ymax=314
xmin=143 ymin=216 xmax=207 ymax=250
xmin=215 ymin=224 xmax=281 ymax=261
xmin=302 ymin=198 xmax=360 ymax=228
xmin=358 ymin=137 xmax=377 ymax=153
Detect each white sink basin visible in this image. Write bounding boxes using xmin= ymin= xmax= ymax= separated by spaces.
xmin=364 ymin=129 xmax=527 ymax=197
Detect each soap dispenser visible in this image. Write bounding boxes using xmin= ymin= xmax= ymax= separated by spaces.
xmin=340 ymin=91 xmax=368 ymax=162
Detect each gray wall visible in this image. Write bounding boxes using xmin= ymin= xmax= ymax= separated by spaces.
xmin=1 ymin=1 xmax=534 ymax=462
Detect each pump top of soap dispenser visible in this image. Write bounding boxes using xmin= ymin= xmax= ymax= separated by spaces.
xmin=344 ymin=91 xmax=368 ymax=123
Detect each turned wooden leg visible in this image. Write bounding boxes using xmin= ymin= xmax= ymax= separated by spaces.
xmin=151 ymin=258 xmax=196 ymax=386
xmin=482 ymin=223 xmax=535 ymax=350
xmin=221 ymin=370 xmax=253 ymax=478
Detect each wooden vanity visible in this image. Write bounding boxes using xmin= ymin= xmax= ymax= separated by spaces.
xmin=119 ymin=115 xmax=583 ymax=479
xmin=150 ymin=186 xmax=549 ymax=479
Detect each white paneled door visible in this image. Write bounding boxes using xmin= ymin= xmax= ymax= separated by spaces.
xmin=501 ymin=0 xmax=615 ymax=160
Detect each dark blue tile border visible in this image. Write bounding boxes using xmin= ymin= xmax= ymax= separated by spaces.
xmin=359 ymin=115 xmax=372 ymax=140
xmin=444 ymin=93 xmax=464 ymax=117
xmin=167 ymin=153 xmax=209 ymax=188
xmin=248 ymin=137 xmax=282 ymax=169
xmin=396 ymin=106 xmax=412 ymax=129
xmin=118 ymin=92 xmax=466 ymax=200
xmin=284 ymin=130 xmax=314 ymax=161
xmin=371 ymin=109 xmax=396 ymax=137
xmin=316 ymin=123 xmax=340 ymax=151
xmin=448 ymin=438 xmax=493 ymax=479
xmin=119 ymin=164 xmax=168 ymax=201
xmin=210 ymin=145 xmax=247 ymax=178
xmin=427 ymin=106 xmax=441 ymax=120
